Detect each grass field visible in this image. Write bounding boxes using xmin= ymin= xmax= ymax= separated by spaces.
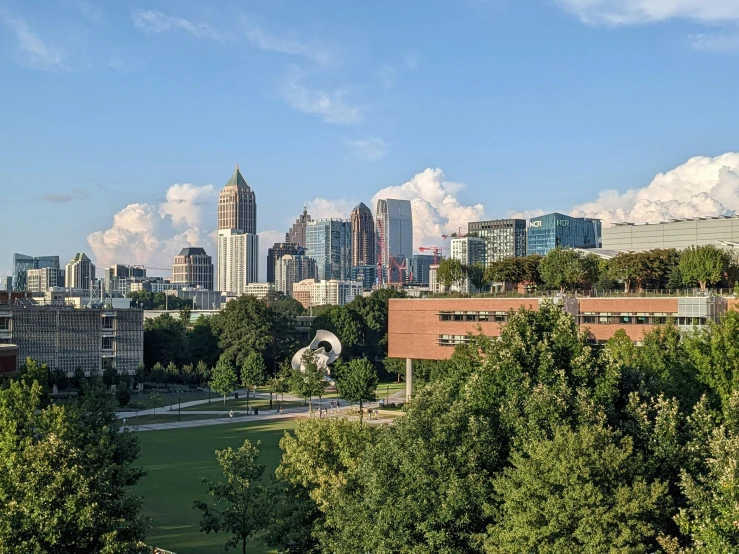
xmin=182 ymin=397 xmax=304 ymax=412
xmin=135 ymin=419 xmax=296 ymax=554
xmin=124 ymin=413 xmax=224 ymax=425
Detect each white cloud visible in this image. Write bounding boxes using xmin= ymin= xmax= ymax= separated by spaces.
xmin=258 ymin=229 xmax=285 ymax=282
xmin=372 ymin=168 xmax=487 ymax=251
xmin=0 ymin=11 xmax=67 ymax=70
xmin=66 ymin=0 xmax=105 ymax=25
xmin=509 ymin=208 xmax=545 ymax=220
xmin=570 ymin=152 xmax=739 ymax=226
xmin=240 ymin=17 xmax=331 ymax=65
xmin=87 ymin=183 xmax=215 ymax=269
xmin=347 ymin=138 xmax=388 ymax=161
xmin=281 ymin=68 xmax=363 ymax=125
xmin=690 ymin=33 xmax=739 ymax=54
xmin=131 ymin=9 xmax=223 ymax=41
xmin=557 ymin=0 xmax=739 ymax=25
xmin=307 ymin=197 xmax=357 ymax=220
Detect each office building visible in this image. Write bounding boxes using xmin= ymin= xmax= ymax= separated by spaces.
xmin=65 ymin=253 xmax=96 ymax=290
xmin=408 ymin=254 xmax=436 ymax=285
xmin=351 ymin=265 xmax=377 ymax=290
xmin=292 ymin=279 xmax=362 ymax=309
xmin=388 ymin=295 xmax=729 ymax=361
xmin=218 ymin=164 xmax=257 ymax=234
xmin=26 ymin=267 xmax=61 ymax=293
xmin=12 ymin=253 xmax=60 ymax=291
xmin=350 ymin=202 xmax=376 ymax=267
xmin=2 ymin=277 xmax=11 ymax=291
xmin=468 ymin=219 xmax=527 ymax=263
xmin=376 ymin=199 xmax=413 ymax=283
xmin=306 ymin=219 xmax=352 ymax=281
xmin=176 ymin=289 xmax=226 ymax=311
xmin=275 ymin=254 xmax=317 ymax=296
xmin=603 ymin=216 xmax=739 ymax=252
xmin=527 ymin=213 xmax=602 ymax=257
xmin=217 ymin=229 xmax=259 ymax=294
xmin=267 ymin=243 xmax=303 ymax=284
xmin=243 ymin=282 xmax=273 ymax=300
xmin=449 ymin=236 xmax=487 ymax=293
xmin=172 ymin=247 xmax=213 ymax=290
xmin=104 ymin=265 xmax=146 ymax=296
xmin=286 ymin=205 xmax=313 ymax=247
xmin=0 ymin=307 xmax=143 ymax=374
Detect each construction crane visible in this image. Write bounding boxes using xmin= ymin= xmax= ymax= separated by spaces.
xmin=388 ymin=257 xmax=408 ymax=286
xmin=418 ymin=246 xmax=448 ymax=265
xmin=440 ymin=227 xmax=467 ymax=240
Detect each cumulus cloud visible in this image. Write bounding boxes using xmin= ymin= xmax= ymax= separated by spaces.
xmin=570 ymin=152 xmax=739 ymax=226
xmin=87 ymin=183 xmax=215 ymax=269
xmin=557 ymin=0 xmax=739 ymax=25
xmin=307 ymin=197 xmax=358 ymax=220
xmin=258 ymin=229 xmax=285 ymax=282
xmin=372 ymin=168 xmax=487 ymax=251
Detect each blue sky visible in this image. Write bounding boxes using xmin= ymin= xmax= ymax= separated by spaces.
xmin=2 ymin=0 xmax=739 ymax=281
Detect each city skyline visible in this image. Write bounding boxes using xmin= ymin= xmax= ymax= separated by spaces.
xmin=5 ymin=2 xmax=739 ymax=279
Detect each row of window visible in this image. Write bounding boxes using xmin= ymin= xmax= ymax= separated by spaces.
xmin=439 ymin=312 xmax=509 ymax=323
xmin=439 ymin=311 xmax=708 ymax=327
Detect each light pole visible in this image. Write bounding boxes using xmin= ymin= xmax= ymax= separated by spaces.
xmin=178 ymin=391 xmax=181 ymax=421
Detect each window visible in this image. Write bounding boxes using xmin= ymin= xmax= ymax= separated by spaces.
xmin=654 ymin=317 xmax=668 ymax=325
xmin=581 ymin=316 xmax=596 ymax=324
xmin=599 ymin=316 xmax=609 ymax=324
xmin=453 ymin=314 xmax=464 ymax=322
xmin=619 ymin=316 xmax=632 ymax=324
xmin=0 ymin=318 xmax=9 ymax=330
xmin=636 ymin=316 xmax=648 ymax=325
xmin=102 ymin=337 xmax=114 ymax=350
xmin=102 ymin=317 xmax=114 ymax=329
xmin=440 ymin=313 xmax=452 ymax=321
xmin=465 ymin=314 xmax=477 ymax=322
xmin=478 ymin=312 xmax=489 ymax=322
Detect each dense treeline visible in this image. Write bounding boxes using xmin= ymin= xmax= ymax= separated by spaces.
xmin=436 ymin=244 xmax=739 ymax=294
xmin=141 ymin=288 xmax=406 ymax=386
xmin=248 ymin=303 xmax=739 ymax=553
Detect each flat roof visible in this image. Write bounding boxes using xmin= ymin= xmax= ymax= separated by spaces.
xmin=610 ymin=215 xmax=739 ymax=227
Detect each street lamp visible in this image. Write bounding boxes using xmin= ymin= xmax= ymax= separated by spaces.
xmin=178 ymin=391 xmax=182 ymax=421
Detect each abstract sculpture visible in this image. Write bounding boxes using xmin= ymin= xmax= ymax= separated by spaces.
xmin=291 ymin=330 xmax=342 ymax=374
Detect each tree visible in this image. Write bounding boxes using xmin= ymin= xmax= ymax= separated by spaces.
xmin=486 ymin=424 xmax=669 ymax=553
xmin=196 ymin=360 xmax=212 ymax=386
xmin=212 ymin=357 xmax=238 ymax=406
xmin=485 ymin=258 xmax=524 ymax=289
xmin=143 ymin=312 xmax=188 ymax=368
xmin=193 ymin=439 xmax=267 ymax=554
xmin=165 ymin=361 xmax=180 ymax=383
xmin=610 ymin=251 xmax=649 ymax=293
xmin=188 ymin=315 xmax=221 ymax=367
xmin=337 ymin=358 xmax=378 ymax=423
xmin=241 ymin=352 xmax=267 ymax=409
xmin=275 ymin=360 xmax=292 ymax=402
xmin=291 ymin=350 xmax=327 ymax=414
xmin=0 ymin=377 xmax=149 ymax=553
xmin=679 ymin=245 xmax=732 ymax=291
xmin=436 ymin=258 xmax=465 ymax=291
xmin=538 ymin=247 xmax=586 ymax=293
xmin=466 ymin=262 xmax=488 ymax=293
xmin=263 ymin=290 xmax=305 ymax=318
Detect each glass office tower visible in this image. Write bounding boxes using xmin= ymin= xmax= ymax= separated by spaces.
xmin=305 ymin=219 xmax=353 ymax=281
xmin=12 ymin=254 xmax=60 ymax=291
xmin=526 ymin=213 xmax=602 ymax=256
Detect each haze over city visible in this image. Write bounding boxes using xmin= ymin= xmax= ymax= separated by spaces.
xmin=3 ymin=0 xmax=739 ymax=279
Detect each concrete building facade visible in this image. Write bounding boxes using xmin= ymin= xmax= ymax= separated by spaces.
xmin=0 ymin=306 xmax=143 ymax=374
xmin=172 ymin=247 xmax=214 ymax=290
xmin=450 ymin=236 xmax=487 ymax=293
xmin=292 ymin=279 xmax=362 ymax=308
xmin=603 ymin=216 xmax=739 ymax=252
xmin=468 ymin=219 xmax=527 ymax=263
xmin=217 ymin=230 xmax=259 ymax=294
xmin=267 ymin=243 xmax=303 ymax=284
xmin=26 ymin=267 xmax=61 ymax=293
xmin=218 ymin=164 xmax=256 ymax=234
xmin=104 ymin=265 xmax=146 ymax=296
xmin=275 ymin=254 xmax=317 ymax=296
xmin=286 ymin=205 xmax=312 ymax=247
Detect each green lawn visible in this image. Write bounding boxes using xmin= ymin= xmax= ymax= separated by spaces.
xmin=376 ymin=381 xmax=406 ymax=398
xmin=135 ymin=419 xmax=296 ymax=554
xmin=182 ymin=397 xmax=304 ymax=412
xmin=120 ymin=390 xmax=215 ymax=412
xmin=124 ymin=413 xmax=224 ymax=426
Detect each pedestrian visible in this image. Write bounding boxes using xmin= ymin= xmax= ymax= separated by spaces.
xmin=229 ymin=410 xmax=233 ymax=418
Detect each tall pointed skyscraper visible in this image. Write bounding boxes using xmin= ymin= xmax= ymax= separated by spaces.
xmin=218 ymin=164 xmax=257 ymax=234
xmin=217 ymin=164 xmax=259 ymax=293
xmin=350 ymin=202 xmax=375 ymax=267
xmin=286 ymin=204 xmax=312 ymax=247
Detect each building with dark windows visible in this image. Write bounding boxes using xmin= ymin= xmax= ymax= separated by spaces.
xmin=350 ymin=203 xmax=375 ymax=267
xmin=526 ymin=213 xmax=602 ymax=257
xmin=351 ymin=265 xmax=377 ymax=290
xmin=305 ymin=219 xmax=353 ymax=281
xmin=104 ymin=265 xmax=146 ymax=296
xmin=468 ymin=219 xmax=527 ymax=263
xmin=376 ymin=199 xmax=413 ymax=284
xmin=12 ymin=253 xmax=60 ymax=291
xmin=65 ymin=253 xmax=96 ymax=290
xmin=274 ymin=254 xmax=317 ymax=296
xmin=267 ymin=243 xmax=303 ymax=284
xmin=286 ymin=205 xmax=313 ymax=248
xmin=407 ymin=254 xmax=435 ymax=285
xmin=217 ymin=164 xmax=257 ymax=234
xmin=172 ymin=247 xmax=213 ymax=290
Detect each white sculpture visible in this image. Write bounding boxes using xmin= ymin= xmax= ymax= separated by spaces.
xmin=291 ymin=330 xmax=342 ymax=374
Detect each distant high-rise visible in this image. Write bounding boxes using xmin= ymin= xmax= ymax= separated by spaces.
xmin=286 ymin=205 xmax=312 ymax=247
xmin=172 ymin=247 xmax=214 ymax=290
xmin=12 ymin=253 xmax=60 ymax=291
xmin=468 ymin=219 xmax=527 ymax=263
xmin=218 ymin=164 xmax=257 ymax=234
xmin=527 ymin=213 xmax=602 ymax=257
xmin=65 ymin=253 xmax=96 ymax=290
xmin=450 ymin=237 xmax=486 ymax=293
xmin=376 ymin=199 xmax=413 ymax=283
xmin=408 ymin=254 xmax=436 ymax=285
xmin=267 ymin=243 xmax=303 ymax=284
xmin=26 ymin=267 xmax=61 ymax=293
xmin=275 ymin=254 xmax=317 ymax=296
xmin=104 ymin=265 xmax=146 ymax=296
xmin=217 ymin=230 xmax=259 ymax=294
xmin=350 ymin=202 xmax=375 ymax=267
xmin=306 ymin=219 xmax=352 ymax=281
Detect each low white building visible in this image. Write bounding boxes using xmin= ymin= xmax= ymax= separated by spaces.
xmin=292 ymin=279 xmax=362 ymax=308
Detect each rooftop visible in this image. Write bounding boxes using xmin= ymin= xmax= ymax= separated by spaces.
xmin=177 ymin=247 xmax=208 ymax=257
xmin=610 ymin=215 xmax=739 ymax=227
xmin=223 ymin=163 xmax=251 ymax=190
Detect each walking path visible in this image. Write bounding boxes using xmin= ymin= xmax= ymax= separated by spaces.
xmin=118 ymin=387 xmax=407 ymax=432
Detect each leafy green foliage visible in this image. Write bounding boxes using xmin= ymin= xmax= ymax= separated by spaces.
xmin=193 ymin=439 xmax=266 ymax=554
xmin=679 ymin=245 xmax=733 ymax=291
xmin=211 ymin=356 xmax=238 ymax=405
xmin=538 ymin=247 xmax=587 ymax=292
xmin=337 ymin=358 xmax=378 ymax=420
xmin=436 ymin=258 xmax=466 ymax=290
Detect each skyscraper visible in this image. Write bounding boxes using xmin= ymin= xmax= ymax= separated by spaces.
xmin=267 ymin=243 xmax=303 ymax=284
xmin=217 ymin=230 xmax=259 ymax=294
xmin=450 ymin=237 xmax=487 ymax=293
xmin=26 ymin=268 xmax=61 ymax=293
xmin=526 ymin=213 xmax=602 ymax=257
xmin=376 ymin=199 xmax=413 ymax=283
xmin=218 ymin=164 xmax=257 ymax=233
xmin=305 ymin=219 xmax=352 ymax=281
xmin=286 ymin=205 xmax=312 ymax=247
xmin=104 ymin=265 xmax=146 ymax=296
xmin=275 ymin=254 xmax=317 ymax=296
xmin=12 ymin=253 xmax=60 ymax=291
xmin=350 ymin=202 xmax=375 ymax=267
xmin=468 ymin=219 xmax=527 ymax=263
xmin=172 ymin=247 xmax=214 ymax=290
xmin=65 ymin=253 xmax=96 ymax=290
xmin=217 ymin=165 xmax=259 ymax=292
